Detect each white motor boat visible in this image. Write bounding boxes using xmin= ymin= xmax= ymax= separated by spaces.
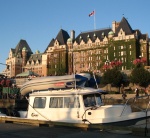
xmin=19 ymin=86 xmax=150 ymax=126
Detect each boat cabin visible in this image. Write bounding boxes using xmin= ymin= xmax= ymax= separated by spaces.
xmin=26 ymin=88 xmax=104 ymax=123
xmin=21 ymin=87 xmax=134 ymax=125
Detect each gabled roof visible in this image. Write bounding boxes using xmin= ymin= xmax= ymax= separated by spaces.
xmin=44 ymin=38 xmax=55 ymax=53
xmin=75 ymin=28 xmax=111 ymax=44
xmin=44 ymin=29 xmax=70 ymax=53
xmin=140 ymin=34 xmax=147 ymax=40
xmin=15 ymin=39 xmax=33 ymax=55
xmin=55 ymin=29 xmax=70 ymax=45
xmin=28 ymin=53 xmax=42 ymax=62
xmin=10 ymin=48 xmax=15 ymax=53
xmin=114 ymin=17 xmax=133 ymax=36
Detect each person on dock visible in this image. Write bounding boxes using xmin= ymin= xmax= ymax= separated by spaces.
xmin=135 ymin=87 xmax=139 ymax=98
xmin=121 ymin=84 xmax=127 ymax=100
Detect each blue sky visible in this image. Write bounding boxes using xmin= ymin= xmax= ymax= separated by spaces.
xmin=0 ymin=0 xmax=150 ymax=72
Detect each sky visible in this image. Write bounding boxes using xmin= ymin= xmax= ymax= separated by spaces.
xmin=0 ymin=0 xmax=150 ymax=72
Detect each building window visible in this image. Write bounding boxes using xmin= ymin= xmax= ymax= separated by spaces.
xmin=125 ymin=58 xmax=126 ymax=62
xmin=80 ymin=63 xmax=84 ymax=68
xmin=121 ymin=51 xmax=126 ymax=56
xmin=119 ymin=52 xmax=121 ymax=56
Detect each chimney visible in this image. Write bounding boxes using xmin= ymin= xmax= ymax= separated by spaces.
xmin=112 ymin=21 xmax=116 ymax=33
xmin=71 ymin=30 xmax=75 ymax=40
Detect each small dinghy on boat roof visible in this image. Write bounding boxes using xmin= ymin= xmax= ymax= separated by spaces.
xmin=20 ymin=74 xmax=88 ymax=95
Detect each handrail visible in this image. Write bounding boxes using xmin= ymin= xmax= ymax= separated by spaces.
xmin=120 ymin=95 xmax=150 ymax=117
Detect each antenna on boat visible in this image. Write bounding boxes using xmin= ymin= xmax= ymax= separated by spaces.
xmin=90 ymin=66 xmax=98 ymax=89
xmin=74 ymin=65 xmax=76 ymax=89
xmin=73 ymin=52 xmax=76 ymax=89
xmin=93 ymin=71 xmax=98 ymax=89
xmin=72 ymin=50 xmax=80 ymax=116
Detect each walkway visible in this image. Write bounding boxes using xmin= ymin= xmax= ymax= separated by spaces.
xmin=0 ymin=123 xmax=143 ymax=138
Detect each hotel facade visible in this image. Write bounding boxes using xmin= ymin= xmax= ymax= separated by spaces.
xmin=3 ymin=17 xmax=150 ymax=78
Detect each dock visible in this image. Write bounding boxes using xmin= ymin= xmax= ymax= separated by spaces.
xmin=0 ymin=116 xmax=149 ymax=137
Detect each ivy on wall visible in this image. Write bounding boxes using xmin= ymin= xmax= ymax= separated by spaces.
xmin=72 ymin=38 xmax=139 ymax=71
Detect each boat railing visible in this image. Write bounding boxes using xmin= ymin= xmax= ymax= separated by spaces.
xmin=120 ymin=95 xmax=150 ymax=117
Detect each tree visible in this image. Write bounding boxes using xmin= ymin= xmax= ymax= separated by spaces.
xmin=130 ymin=57 xmax=150 ymax=88
xmin=130 ymin=67 xmax=150 ymax=88
xmin=101 ymin=60 xmax=124 ymax=92
xmin=101 ymin=68 xmax=123 ymax=87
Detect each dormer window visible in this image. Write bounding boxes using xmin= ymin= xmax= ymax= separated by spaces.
xmin=102 ymin=32 xmax=105 ymax=38
xmin=54 ymin=40 xmax=59 ymax=46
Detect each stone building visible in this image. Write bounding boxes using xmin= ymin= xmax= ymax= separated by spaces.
xmin=43 ymin=29 xmax=71 ymax=76
xmin=3 ymin=17 xmax=150 ymax=77
xmin=5 ymin=39 xmax=33 ymax=78
xmin=70 ymin=17 xmax=149 ymax=73
xmin=23 ymin=50 xmax=43 ymax=76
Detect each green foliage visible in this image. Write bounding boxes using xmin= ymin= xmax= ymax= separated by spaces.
xmin=101 ymin=68 xmax=123 ymax=87
xmin=130 ymin=66 xmax=150 ymax=87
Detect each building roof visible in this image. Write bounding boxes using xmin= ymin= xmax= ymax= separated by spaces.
xmin=10 ymin=48 xmax=15 ymax=53
xmin=75 ymin=28 xmax=111 ymax=43
xmin=28 ymin=53 xmax=42 ymax=63
xmin=15 ymin=39 xmax=33 ymax=55
xmin=44 ymin=29 xmax=70 ymax=53
xmin=55 ymin=29 xmax=70 ymax=45
xmin=114 ymin=17 xmax=133 ymax=36
xmin=44 ymin=38 xmax=55 ymax=53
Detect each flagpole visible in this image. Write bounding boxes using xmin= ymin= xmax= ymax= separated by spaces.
xmin=94 ymin=9 xmax=96 ymax=30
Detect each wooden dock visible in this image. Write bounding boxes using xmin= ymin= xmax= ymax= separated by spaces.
xmin=0 ymin=116 xmax=149 ymax=136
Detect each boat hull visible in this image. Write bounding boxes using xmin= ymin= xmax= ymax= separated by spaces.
xmin=95 ymin=116 xmax=150 ymax=126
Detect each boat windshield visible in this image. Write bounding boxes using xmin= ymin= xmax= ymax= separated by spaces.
xmin=83 ymin=93 xmax=102 ymax=107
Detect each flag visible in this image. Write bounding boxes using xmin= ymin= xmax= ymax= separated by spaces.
xmin=89 ymin=11 xmax=95 ymax=17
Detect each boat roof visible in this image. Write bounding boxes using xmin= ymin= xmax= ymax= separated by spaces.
xmin=29 ymin=87 xmax=107 ymax=97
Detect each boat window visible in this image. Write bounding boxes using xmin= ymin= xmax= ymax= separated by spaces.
xmin=95 ymin=94 xmax=102 ymax=105
xmin=83 ymin=94 xmax=102 ymax=107
xmin=64 ymin=97 xmax=80 ymax=108
xmin=49 ymin=97 xmax=63 ymax=108
xmin=33 ymin=97 xmax=46 ymax=108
